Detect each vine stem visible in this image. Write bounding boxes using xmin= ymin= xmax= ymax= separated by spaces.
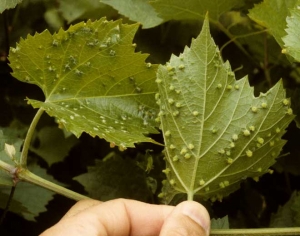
xmin=20 ymin=108 xmax=44 ymax=167
xmin=18 ymin=169 xmax=89 ymax=201
xmin=210 ymin=227 xmax=300 ymax=235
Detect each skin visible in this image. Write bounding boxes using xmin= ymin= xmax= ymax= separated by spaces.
xmin=40 ymin=199 xmax=210 ymax=236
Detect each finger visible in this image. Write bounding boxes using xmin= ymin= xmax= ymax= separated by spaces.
xmin=61 ymin=199 xmax=102 ymax=219
xmin=160 ymin=201 xmax=210 ymax=236
xmin=41 ymin=198 xmax=175 ymax=236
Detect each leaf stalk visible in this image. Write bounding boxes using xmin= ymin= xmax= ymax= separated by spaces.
xmin=210 ymin=227 xmax=300 ymax=235
xmin=20 ymin=108 xmax=44 ymax=167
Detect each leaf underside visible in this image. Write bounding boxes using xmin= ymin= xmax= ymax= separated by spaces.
xmin=9 ymin=18 xmax=160 ymax=148
xmin=157 ymin=16 xmax=294 ymax=203
xmin=282 ymin=3 xmax=300 ymax=62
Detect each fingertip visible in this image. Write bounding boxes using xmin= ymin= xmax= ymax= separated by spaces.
xmin=160 ymin=201 xmax=210 ymax=236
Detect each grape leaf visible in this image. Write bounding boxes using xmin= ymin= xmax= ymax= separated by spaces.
xmin=9 ymin=18 xmax=160 ymax=148
xmin=151 ymin=0 xmax=242 ymax=23
xmin=30 ymin=126 xmax=79 ymax=166
xmin=211 ymin=215 xmax=230 ymax=229
xmin=101 ymin=0 xmax=163 ymax=29
xmin=282 ymin=4 xmax=300 ymax=62
xmin=270 ymin=191 xmax=300 ymax=227
xmin=74 ymin=153 xmax=153 ymax=201
xmin=157 ymin=16 xmax=294 ymax=202
xmin=0 ymin=163 xmax=65 ymax=221
xmin=0 ymin=0 xmax=22 ymax=13
xmin=248 ymin=0 xmax=299 ymax=48
xmin=59 ymin=0 xmax=116 ymax=24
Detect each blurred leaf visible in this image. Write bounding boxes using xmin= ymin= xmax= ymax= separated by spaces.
xmin=211 ymin=215 xmax=230 ymax=229
xmin=270 ymin=191 xmax=300 ymax=227
xmin=282 ymin=3 xmax=300 ymax=62
xmin=0 ymin=0 xmax=22 ymax=13
xmin=74 ymin=153 xmax=153 ymax=201
xmin=101 ymin=0 xmax=163 ymax=28
xmin=248 ymin=0 xmax=299 ymax=48
xmin=9 ymin=18 xmax=160 ymax=148
xmin=59 ymin=0 xmax=117 ymax=23
xmin=151 ymin=0 xmax=242 ymax=23
xmin=158 ymin=16 xmax=294 ymax=203
xmin=30 ymin=126 xmax=79 ymax=166
xmin=0 ymin=163 xmax=64 ymax=221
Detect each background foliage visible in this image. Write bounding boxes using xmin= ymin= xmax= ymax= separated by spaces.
xmin=1 ymin=0 xmax=300 ymax=235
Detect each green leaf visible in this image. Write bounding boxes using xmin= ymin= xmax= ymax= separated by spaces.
xmin=282 ymin=4 xmax=300 ymax=62
xmin=0 ymin=0 xmax=22 ymax=13
xmin=101 ymin=0 xmax=163 ymax=28
xmin=59 ymin=0 xmax=116 ymax=24
xmin=248 ymin=0 xmax=299 ymax=48
xmin=151 ymin=0 xmax=242 ymax=23
xmin=270 ymin=191 xmax=300 ymax=227
xmin=211 ymin=215 xmax=230 ymax=229
xmin=73 ymin=153 xmax=153 ymax=201
xmin=0 ymin=163 xmax=64 ymax=221
xmin=30 ymin=126 xmax=79 ymax=166
xmin=9 ymin=18 xmax=160 ymax=148
xmin=157 ymin=16 xmax=294 ymax=202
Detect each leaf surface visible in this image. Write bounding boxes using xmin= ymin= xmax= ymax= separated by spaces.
xmin=30 ymin=126 xmax=79 ymax=165
xmin=282 ymin=3 xmax=300 ymax=62
xmin=9 ymin=18 xmax=160 ymax=148
xmin=211 ymin=216 xmax=229 ymax=229
xmin=0 ymin=0 xmax=22 ymax=13
xmin=248 ymin=0 xmax=299 ymax=48
xmin=74 ymin=153 xmax=153 ymax=201
xmin=151 ymin=0 xmax=241 ymax=23
xmin=157 ymin=16 xmax=294 ymax=202
xmin=101 ymin=0 xmax=163 ymax=28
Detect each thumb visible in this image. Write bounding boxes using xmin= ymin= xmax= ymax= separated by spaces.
xmin=160 ymin=201 xmax=210 ymax=236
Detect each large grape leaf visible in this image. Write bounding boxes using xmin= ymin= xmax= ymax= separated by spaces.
xmin=0 ymin=0 xmax=22 ymax=13
xmin=101 ymin=0 xmax=163 ymax=29
xmin=74 ymin=153 xmax=153 ymax=201
xmin=59 ymin=0 xmax=117 ymax=24
xmin=248 ymin=0 xmax=299 ymax=48
xmin=270 ymin=191 xmax=300 ymax=227
xmin=282 ymin=4 xmax=300 ymax=62
xmin=150 ymin=0 xmax=242 ymax=23
xmin=30 ymin=126 xmax=79 ymax=166
xmin=157 ymin=16 xmax=294 ymax=202
xmin=9 ymin=18 xmax=160 ymax=148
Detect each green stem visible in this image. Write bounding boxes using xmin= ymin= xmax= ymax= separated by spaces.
xmin=187 ymin=191 xmax=194 ymax=201
xmin=210 ymin=228 xmax=300 ymax=235
xmin=20 ymin=108 xmax=44 ymax=167
xmin=18 ymin=169 xmax=90 ymax=201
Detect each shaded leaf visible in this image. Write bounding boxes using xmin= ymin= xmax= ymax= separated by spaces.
xmin=282 ymin=3 xmax=300 ymax=62
xmin=74 ymin=153 xmax=153 ymax=201
xmin=0 ymin=0 xmax=22 ymax=13
xmin=30 ymin=126 xmax=79 ymax=166
xmin=151 ymin=0 xmax=242 ymax=23
xmin=59 ymin=0 xmax=116 ymax=23
xmin=157 ymin=16 xmax=294 ymax=202
xmin=9 ymin=18 xmax=160 ymax=148
xmin=211 ymin=215 xmax=230 ymax=229
xmin=0 ymin=163 xmax=64 ymax=221
xmin=101 ymin=0 xmax=163 ymax=28
xmin=270 ymin=191 xmax=300 ymax=227
xmin=248 ymin=0 xmax=299 ymax=48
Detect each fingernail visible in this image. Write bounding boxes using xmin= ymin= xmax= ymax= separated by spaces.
xmin=181 ymin=202 xmax=210 ymax=235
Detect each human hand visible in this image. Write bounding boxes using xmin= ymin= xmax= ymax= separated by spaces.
xmin=40 ymin=198 xmax=210 ymax=236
